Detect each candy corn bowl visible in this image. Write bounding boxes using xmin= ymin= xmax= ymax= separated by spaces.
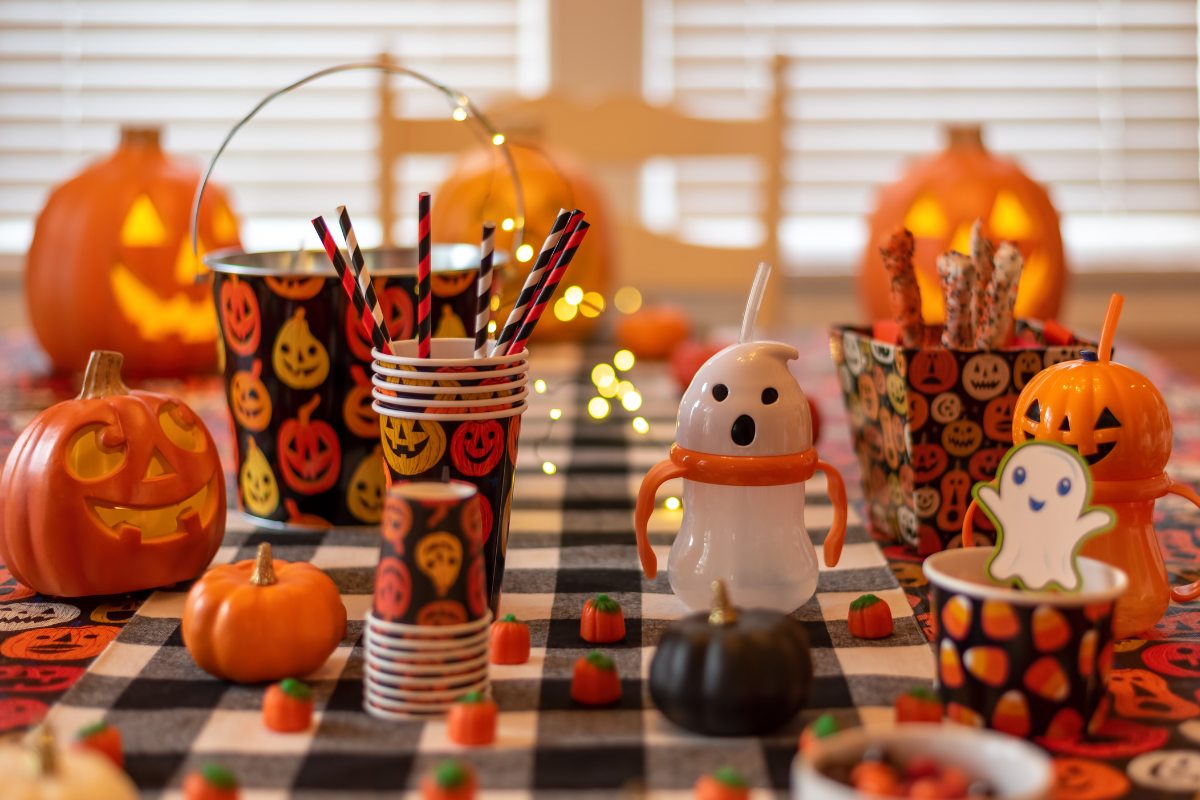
xmin=793 ymin=724 xmax=1052 ymax=800
xmin=922 ymin=548 xmax=1127 ymax=740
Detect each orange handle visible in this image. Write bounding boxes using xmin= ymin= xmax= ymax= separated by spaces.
xmin=816 ymin=461 xmax=848 ymax=567
xmin=634 ymin=458 xmax=687 ymax=579
xmin=1167 ymin=480 xmax=1200 ymax=602
xmin=961 ymin=499 xmax=979 ymax=547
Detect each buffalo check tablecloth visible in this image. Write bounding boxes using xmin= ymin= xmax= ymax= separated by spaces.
xmin=4 ymin=332 xmax=1200 ymax=798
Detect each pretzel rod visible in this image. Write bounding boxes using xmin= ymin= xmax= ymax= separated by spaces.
xmin=969 ymin=219 xmax=994 ymax=347
xmin=880 ymin=227 xmax=923 ymax=347
xmin=937 ymin=251 xmax=975 ymax=349
xmin=977 ymin=242 xmax=1024 ymax=349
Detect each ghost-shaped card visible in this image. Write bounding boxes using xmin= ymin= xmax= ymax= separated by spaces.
xmin=976 ymin=440 xmax=1114 ymax=592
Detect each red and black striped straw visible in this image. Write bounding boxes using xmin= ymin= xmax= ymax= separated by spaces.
xmin=505 ymin=220 xmax=591 ymax=356
xmin=312 ymin=216 xmax=391 ymax=355
xmin=491 ymin=207 xmax=572 ymax=355
xmin=336 ymin=205 xmax=386 ymax=336
xmin=417 ymin=191 xmax=432 ymax=358
xmin=474 ymin=222 xmax=495 ymax=358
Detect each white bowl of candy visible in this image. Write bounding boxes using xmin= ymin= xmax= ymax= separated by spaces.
xmin=793 ymin=724 xmax=1052 ymax=800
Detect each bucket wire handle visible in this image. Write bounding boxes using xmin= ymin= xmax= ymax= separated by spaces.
xmin=189 ymin=61 xmax=525 ymax=259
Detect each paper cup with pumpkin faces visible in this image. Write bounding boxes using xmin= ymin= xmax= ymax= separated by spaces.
xmin=375 ymin=402 xmax=523 ymax=618
xmin=923 ymin=547 xmax=1127 ymax=740
xmin=831 ymin=323 xmax=1099 ymax=552
xmin=206 ymin=247 xmax=494 ymax=529
xmin=371 ymin=338 xmax=529 ymax=409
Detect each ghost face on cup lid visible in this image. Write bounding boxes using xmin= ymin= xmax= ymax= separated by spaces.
xmin=676 ymin=341 xmax=812 ymax=457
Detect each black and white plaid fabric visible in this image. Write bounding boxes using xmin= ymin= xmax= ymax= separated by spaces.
xmin=48 ymin=344 xmax=929 ymax=798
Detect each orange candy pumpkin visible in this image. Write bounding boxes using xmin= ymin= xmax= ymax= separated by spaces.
xmin=490 ymin=613 xmax=531 ymax=665
xmin=183 ymin=763 xmax=240 ymax=800
xmin=695 ymin=767 xmax=750 ymax=800
xmin=262 ymin=678 xmax=314 ymax=733
xmin=73 ymin=720 xmax=124 ymax=768
xmin=580 ymin=594 xmax=625 ymax=643
xmin=571 ymin=650 xmax=622 ymax=705
xmin=182 ymin=542 xmax=346 ymax=683
xmin=0 ymin=351 xmax=226 ymax=597
xmin=446 ymin=691 xmax=498 ymax=746
xmin=894 ymin=686 xmax=943 ymax=723
xmin=847 ymin=594 xmax=894 ymax=639
xmin=421 ymin=759 xmax=477 ymax=800
xmin=26 ymin=126 xmax=241 ymax=376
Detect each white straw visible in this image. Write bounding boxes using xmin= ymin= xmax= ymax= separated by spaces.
xmin=739 ymin=262 xmax=772 ymax=344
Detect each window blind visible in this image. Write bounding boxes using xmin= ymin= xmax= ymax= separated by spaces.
xmin=642 ymin=0 xmax=1200 ymax=273
xmin=0 ymin=0 xmax=548 ymax=254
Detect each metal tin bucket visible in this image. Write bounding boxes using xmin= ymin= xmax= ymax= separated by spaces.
xmin=205 ymin=245 xmax=507 ymax=528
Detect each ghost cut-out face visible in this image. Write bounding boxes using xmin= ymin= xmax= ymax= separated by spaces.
xmin=676 ymin=342 xmax=812 ymax=457
xmin=998 ymin=444 xmax=1091 ymax=520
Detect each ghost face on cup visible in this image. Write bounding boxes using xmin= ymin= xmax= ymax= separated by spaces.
xmin=676 ymin=342 xmax=812 ymax=457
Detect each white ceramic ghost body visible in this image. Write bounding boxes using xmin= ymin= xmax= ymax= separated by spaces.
xmin=668 ymin=341 xmax=819 ymax=612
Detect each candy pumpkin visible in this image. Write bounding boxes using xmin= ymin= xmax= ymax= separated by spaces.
xmin=262 ymin=678 xmax=314 ymax=733
xmin=183 ymin=763 xmax=239 ymax=800
xmin=421 ymin=759 xmax=477 ymax=800
xmin=0 ymin=351 xmax=226 ymax=597
xmin=648 ymin=581 xmax=813 ymax=736
xmin=895 ymin=686 xmax=943 ymax=723
xmin=73 ymin=720 xmax=124 ymax=768
xmin=446 ymin=691 xmax=498 ymax=745
xmin=694 ymin=767 xmax=750 ymax=800
xmin=798 ymin=713 xmax=841 ymax=751
xmin=580 ymin=594 xmax=625 ymax=643
xmin=848 ymin=594 xmax=894 ymax=639
xmin=182 ymin=542 xmax=346 ymax=683
xmin=571 ymin=649 xmax=622 ymax=705
xmin=860 ymin=124 xmax=1064 ymax=325
xmin=26 ymin=126 xmax=241 ymax=376
xmin=490 ymin=613 xmax=531 ymax=665
xmin=0 ymin=724 xmax=138 ymax=800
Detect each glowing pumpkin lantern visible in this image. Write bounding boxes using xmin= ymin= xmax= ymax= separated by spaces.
xmin=860 ymin=125 xmax=1064 ymax=325
xmin=26 ymin=126 xmax=241 ymax=376
xmin=432 ymin=143 xmax=611 ymax=341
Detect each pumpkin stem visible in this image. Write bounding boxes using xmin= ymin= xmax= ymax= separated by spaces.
xmin=709 ymin=580 xmax=738 ymax=626
xmin=250 ymin=542 xmax=278 ymax=586
xmin=298 ymin=393 xmax=321 ymax=426
xmin=946 ymin=124 xmax=984 ymax=151
xmin=77 ymin=351 xmax=130 ymax=400
xmin=1098 ymin=293 xmax=1123 ymax=364
xmin=28 ymin=723 xmax=55 ymax=775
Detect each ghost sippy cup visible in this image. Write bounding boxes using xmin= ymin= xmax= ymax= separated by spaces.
xmin=633 ymin=264 xmax=849 ymax=613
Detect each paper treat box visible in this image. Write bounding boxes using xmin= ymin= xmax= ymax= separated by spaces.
xmin=830 ymin=321 xmax=1099 ymax=552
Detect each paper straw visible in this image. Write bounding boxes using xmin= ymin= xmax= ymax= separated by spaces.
xmin=969 ymin=219 xmax=994 ymax=345
xmin=336 ymin=205 xmax=386 ymax=334
xmin=492 ymin=208 xmax=571 ymax=356
xmin=936 ymin=251 xmax=975 ymax=349
xmin=312 ymin=216 xmax=391 ymax=354
xmin=417 ymin=192 xmax=432 ymax=359
xmin=505 ymin=221 xmax=590 ymax=356
xmin=880 ymin=227 xmax=923 ymax=348
xmin=474 ymin=222 xmax=496 ymax=358
xmin=977 ymin=242 xmax=1024 ymax=350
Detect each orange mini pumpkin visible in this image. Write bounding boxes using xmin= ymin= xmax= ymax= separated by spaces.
xmin=446 ymin=691 xmax=498 ymax=746
xmin=0 ymin=350 xmax=226 ymax=597
xmin=490 ymin=613 xmax=531 ymax=665
xmin=262 ymin=678 xmax=314 ymax=733
xmin=571 ymin=650 xmax=622 ymax=705
xmin=580 ymin=594 xmax=625 ymax=643
xmin=182 ymin=542 xmax=346 ymax=683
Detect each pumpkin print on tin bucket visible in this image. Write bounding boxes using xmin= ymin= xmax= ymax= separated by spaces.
xmin=923 ymin=547 xmax=1127 ymax=740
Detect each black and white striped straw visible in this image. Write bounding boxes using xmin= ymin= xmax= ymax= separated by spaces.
xmin=491 ymin=208 xmax=571 ymax=355
xmin=335 ymin=206 xmax=385 ymax=335
xmin=474 ymin=222 xmax=496 ymax=358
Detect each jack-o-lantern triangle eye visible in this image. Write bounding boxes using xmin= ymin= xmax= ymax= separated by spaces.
xmin=1095 ymin=407 xmax=1121 ymax=430
xmin=1024 ymin=399 xmax=1041 ymax=423
xmin=1058 ymin=415 xmax=1071 ymax=432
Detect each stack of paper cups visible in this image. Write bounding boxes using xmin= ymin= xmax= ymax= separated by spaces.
xmin=364 ymin=480 xmax=492 ymax=720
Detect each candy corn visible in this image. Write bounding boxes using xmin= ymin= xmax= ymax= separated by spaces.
xmin=946 ymin=702 xmax=985 ymax=727
xmin=1032 ymin=605 xmax=1071 ymax=653
xmin=964 ymin=646 xmax=1010 ymax=687
xmin=1078 ymin=629 xmax=1098 ymax=678
xmin=940 ymin=638 xmax=964 ymax=688
xmin=941 ymin=594 xmax=973 ymax=641
xmin=990 ymin=689 xmax=1031 ymax=737
xmin=1024 ymin=655 xmax=1070 ymax=701
xmin=980 ymin=599 xmax=1020 ymax=640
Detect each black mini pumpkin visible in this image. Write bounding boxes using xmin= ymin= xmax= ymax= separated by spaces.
xmin=649 ymin=581 xmax=813 ymax=736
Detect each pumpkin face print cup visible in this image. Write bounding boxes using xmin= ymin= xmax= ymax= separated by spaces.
xmin=923 ymin=547 xmax=1127 ymax=740
xmin=206 ymin=247 xmax=496 ymax=529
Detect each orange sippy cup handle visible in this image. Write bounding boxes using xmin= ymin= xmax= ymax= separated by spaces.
xmin=634 ymin=458 xmax=687 ymax=579
xmin=961 ymin=499 xmax=979 ymax=548
xmin=1167 ymin=481 xmax=1200 ymax=602
xmin=816 ymin=461 xmax=848 ymax=567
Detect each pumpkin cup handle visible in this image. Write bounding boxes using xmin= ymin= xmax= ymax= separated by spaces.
xmin=961 ymin=499 xmax=979 ymax=548
xmin=1167 ymin=481 xmax=1200 ymax=602
xmin=816 ymin=461 xmax=848 ymax=567
xmin=634 ymin=458 xmax=687 ymax=579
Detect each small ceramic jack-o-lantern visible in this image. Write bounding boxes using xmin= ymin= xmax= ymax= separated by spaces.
xmin=0 ymin=351 xmax=226 ymax=597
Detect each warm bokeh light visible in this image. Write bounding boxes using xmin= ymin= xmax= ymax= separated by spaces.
xmin=487 ymin=320 xmax=497 ymax=332
xmin=554 ymin=297 xmax=578 ymax=321
xmin=614 ymin=286 xmax=642 ymax=314
xmin=490 ymin=295 xmax=500 ymax=310
xmin=492 ymin=133 xmax=505 ymax=145
xmin=534 ymin=379 xmax=546 ymax=393
xmin=502 ymin=218 xmax=515 ymax=231
xmin=665 ymin=497 xmax=680 ymax=510
xmin=579 ymin=292 xmax=605 ymax=318
xmin=564 ymin=286 xmax=584 ymax=305
xmin=550 ymin=408 xmax=562 ymax=420
xmin=621 ymin=390 xmax=642 ymax=411
xmin=613 ymin=350 xmax=635 ymax=371
xmin=632 ymin=416 xmax=649 ymax=434
xmin=516 ymin=244 xmax=533 ymax=261
xmin=588 ymin=397 xmax=610 ymax=418
xmin=591 ymin=363 xmax=615 ymax=387
xmin=452 ymin=107 xmax=467 ymax=121
xmin=598 ymin=381 xmax=619 ymax=398
xmin=542 ymin=461 xmax=556 ymax=475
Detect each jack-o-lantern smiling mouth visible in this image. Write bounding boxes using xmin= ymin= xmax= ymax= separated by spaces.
xmin=90 ymin=474 xmax=218 ymax=542
xmin=1063 ymin=441 xmax=1117 ymax=466
xmin=969 ymin=378 xmax=1001 ymax=393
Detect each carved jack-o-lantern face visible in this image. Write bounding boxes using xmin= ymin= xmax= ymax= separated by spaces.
xmin=886 ymin=373 xmax=907 ymax=414
xmin=937 ymin=469 xmax=972 ymax=533
xmin=266 ymin=274 xmax=325 ymax=300
xmin=963 ymin=353 xmax=1011 ymax=401
xmin=943 ymin=420 xmax=983 ymax=457
xmin=90 ymin=600 xmax=140 ymax=624
xmin=417 ymin=600 xmax=468 ymax=626
xmin=912 ymin=442 xmax=948 ymax=482
xmin=347 ymin=281 xmax=414 ymax=361
xmin=907 ymin=391 xmax=928 ymax=431
xmin=239 ymin=437 xmax=279 ymax=517
xmin=346 ymin=445 xmax=385 ymax=523
xmin=1108 ymin=669 xmax=1200 ymax=720
xmin=969 ymin=446 xmax=1008 ymax=483
xmin=0 ymin=625 xmax=119 ymax=660
xmin=930 ymin=392 xmax=962 ymax=424
xmin=431 ymin=269 xmax=477 ymax=298
xmin=914 ymin=487 xmax=941 ymax=517
xmin=1013 ymin=351 xmax=1043 ymax=390
xmin=857 ymin=374 xmax=880 ymax=421
xmin=381 ymin=417 xmax=446 ymax=476
xmin=1053 ymin=757 xmax=1130 ymax=800
xmin=0 ymin=567 xmax=35 ymax=602
xmin=450 ymin=420 xmax=505 ymax=477
xmin=0 ymin=665 xmax=84 ymax=693
xmin=373 ymin=556 xmax=412 ymax=620
xmin=273 ymin=307 xmax=330 ymax=389
xmin=277 ymin=394 xmax=341 ymax=494
xmin=342 ymin=365 xmax=379 ymax=438
xmin=415 ymin=531 xmax=463 ymax=597
xmin=910 ymin=350 xmax=958 ymax=395
xmin=0 ymin=603 xmax=80 ymax=632
xmin=983 ymin=394 xmax=1019 ymax=442
xmin=230 ymin=358 xmax=271 ymax=431
xmin=383 ymin=494 xmax=412 ymax=552
xmin=219 ymin=275 xmax=261 ymax=356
